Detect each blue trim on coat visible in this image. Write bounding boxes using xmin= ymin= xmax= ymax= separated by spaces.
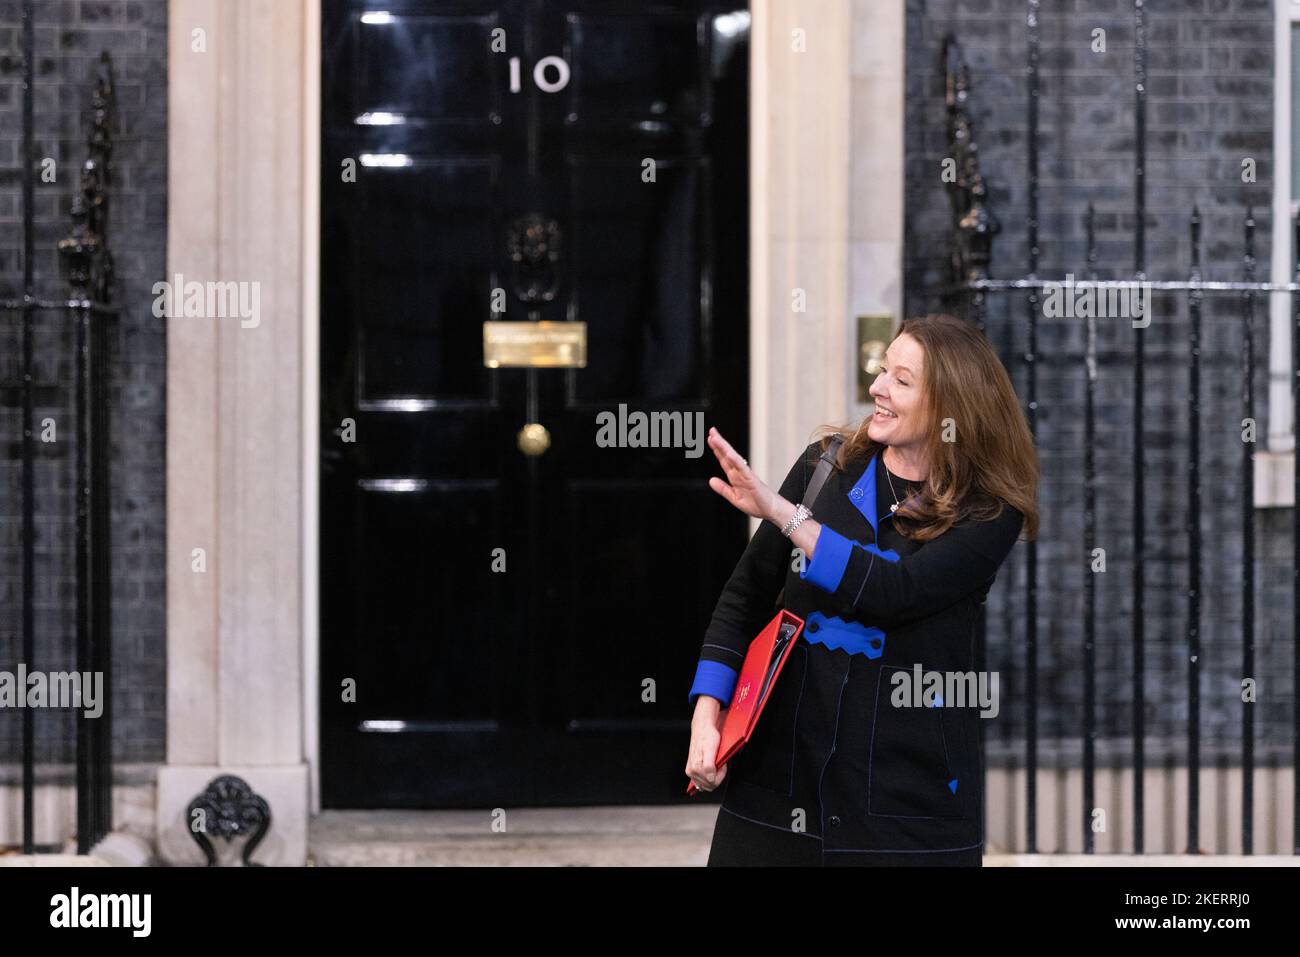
xmin=848 ymin=450 xmax=919 ymax=535
xmin=802 ymin=611 xmax=887 ymax=659
xmin=800 ymin=525 xmax=854 ymax=591
xmin=688 ymin=659 xmax=739 ymax=709
xmin=847 ymin=451 xmax=884 ymax=533
xmin=795 ymin=450 xmax=907 ymax=659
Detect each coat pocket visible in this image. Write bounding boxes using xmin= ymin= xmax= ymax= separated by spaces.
xmin=727 ymin=642 xmax=807 ymax=797
xmin=867 ymin=665 xmax=966 ymax=819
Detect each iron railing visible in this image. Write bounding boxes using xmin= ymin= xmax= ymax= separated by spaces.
xmin=2 ymin=0 xmax=116 ymax=855
xmin=940 ymin=1 xmax=1299 ymax=855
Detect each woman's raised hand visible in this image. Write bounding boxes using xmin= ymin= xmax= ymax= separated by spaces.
xmin=707 ymin=427 xmax=777 ymax=522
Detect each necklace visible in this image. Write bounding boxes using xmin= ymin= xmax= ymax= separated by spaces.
xmin=883 ymin=463 xmax=903 ymax=513
xmin=882 ymin=448 xmax=919 ymax=514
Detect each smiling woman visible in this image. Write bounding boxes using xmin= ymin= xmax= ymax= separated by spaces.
xmin=684 ymin=313 xmax=1039 ymax=867
xmin=863 ymin=332 xmax=929 ymax=479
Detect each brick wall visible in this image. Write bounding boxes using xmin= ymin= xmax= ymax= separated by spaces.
xmin=0 ymin=0 xmax=166 ymax=764
xmin=904 ymin=0 xmax=1293 ymax=760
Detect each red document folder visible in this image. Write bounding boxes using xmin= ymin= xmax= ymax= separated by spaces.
xmin=686 ymin=609 xmax=806 ymax=796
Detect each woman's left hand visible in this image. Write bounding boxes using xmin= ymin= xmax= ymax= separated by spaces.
xmin=707 ymin=427 xmax=777 ymax=522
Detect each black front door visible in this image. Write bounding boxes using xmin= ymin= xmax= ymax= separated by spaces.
xmin=320 ymin=0 xmax=750 ymax=807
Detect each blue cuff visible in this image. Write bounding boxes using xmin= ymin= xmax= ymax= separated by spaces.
xmin=799 ymin=524 xmax=855 ymax=593
xmin=688 ymin=660 xmax=740 ymax=708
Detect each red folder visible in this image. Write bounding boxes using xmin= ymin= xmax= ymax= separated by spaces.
xmin=686 ymin=609 xmax=806 ymax=796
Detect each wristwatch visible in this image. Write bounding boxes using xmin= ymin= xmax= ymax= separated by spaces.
xmin=779 ymin=503 xmax=812 ymax=537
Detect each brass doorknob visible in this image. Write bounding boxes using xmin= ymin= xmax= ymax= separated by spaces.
xmin=517 ymin=422 xmax=551 ymax=456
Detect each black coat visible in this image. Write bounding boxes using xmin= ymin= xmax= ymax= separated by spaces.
xmin=690 ymin=441 xmax=1024 ymax=863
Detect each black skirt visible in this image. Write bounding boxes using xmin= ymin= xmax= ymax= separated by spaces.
xmin=707 ymin=806 xmax=983 ymax=867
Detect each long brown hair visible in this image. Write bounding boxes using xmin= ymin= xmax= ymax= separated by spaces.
xmin=813 ymin=313 xmax=1039 ymax=543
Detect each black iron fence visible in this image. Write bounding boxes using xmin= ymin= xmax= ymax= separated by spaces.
xmin=1 ymin=0 xmax=116 ymax=856
xmin=941 ymin=0 xmax=1299 ymax=855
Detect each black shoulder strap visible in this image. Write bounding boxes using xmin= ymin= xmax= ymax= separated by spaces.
xmin=800 ymin=434 xmax=844 ymax=511
xmin=773 ymin=434 xmax=844 ymax=612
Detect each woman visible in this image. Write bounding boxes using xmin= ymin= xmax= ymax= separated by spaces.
xmin=684 ymin=313 xmax=1038 ymax=866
